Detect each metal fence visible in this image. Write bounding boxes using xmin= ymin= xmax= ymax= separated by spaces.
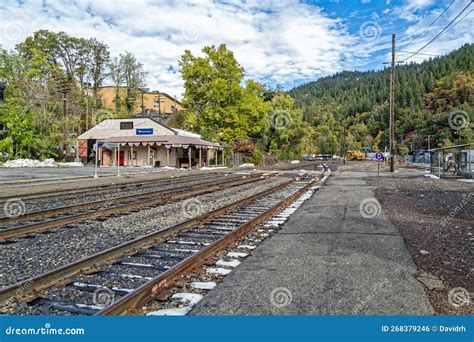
xmin=429 ymin=144 xmax=473 ymax=178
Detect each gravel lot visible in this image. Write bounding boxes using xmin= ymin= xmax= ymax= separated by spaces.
xmin=0 ymin=177 xmax=287 ymax=287
xmin=341 ymin=161 xmax=473 ymax=315
xmin=370 ymin=177 xmax=473 ymax=315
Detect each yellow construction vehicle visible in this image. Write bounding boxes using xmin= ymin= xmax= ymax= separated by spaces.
xmin=346 ymin=150 xmax=365 ymax=161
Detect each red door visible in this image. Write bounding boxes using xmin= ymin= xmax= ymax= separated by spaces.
xmin=119 ymin=151 xmax=125 ymax=166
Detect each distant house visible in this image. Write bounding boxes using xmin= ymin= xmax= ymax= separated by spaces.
xmin=77 ymin=117 xmax=222 ymax=168
xmin=96 ymin=86 xmax=184 ymax=124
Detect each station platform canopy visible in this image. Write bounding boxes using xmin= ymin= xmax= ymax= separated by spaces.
xmin=103 ymin=135 xmax=223 ymax=150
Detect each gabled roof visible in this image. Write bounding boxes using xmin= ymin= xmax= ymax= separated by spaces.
xmin=105 ymin=135 xmax=221 ymax=149
xmin=77 ymin=117 xmax=175 ymax=140
xmin=77 ymin=117 xmax=205 ymax=142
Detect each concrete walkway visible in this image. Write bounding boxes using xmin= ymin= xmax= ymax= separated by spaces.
xmin=191 ymin=171 xmax=434 ymax=315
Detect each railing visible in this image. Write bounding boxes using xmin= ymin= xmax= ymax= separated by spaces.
xmin=428 ymin=144 xmax=473 ymax=178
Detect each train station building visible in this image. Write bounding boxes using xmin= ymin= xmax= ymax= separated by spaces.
xmin=77 ymin=118 xmax=223 ymax=168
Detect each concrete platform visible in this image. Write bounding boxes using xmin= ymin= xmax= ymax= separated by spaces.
xmin=0 ymin=166 xmax=177 ymax=183
xmin=191 ymin=171 xmax=434 ymax=315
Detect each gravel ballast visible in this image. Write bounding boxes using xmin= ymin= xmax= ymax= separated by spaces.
xmin=0 ymin=177 xmax=288 ymax=287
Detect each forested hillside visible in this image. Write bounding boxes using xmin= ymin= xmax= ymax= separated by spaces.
xmin=289 ymin=43 xmax=474 ymax=154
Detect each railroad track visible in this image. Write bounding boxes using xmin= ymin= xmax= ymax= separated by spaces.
xmin=0 ymin=163 xmax=317 ymax=203
xmin=0 ymin=172 xmax=224 ymax=203
xmin=0 ymin=175 xmax=264 ymax=241
xmin=0 ymin=171 xmax=325 ymax=315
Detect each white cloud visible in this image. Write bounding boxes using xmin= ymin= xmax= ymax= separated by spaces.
xmin=395 ymin=0 xmax=474 ymax=63
xmin=0 ymin=0 xmax=471 ymax=96
xmin=0 ymin=0 xmax=363 ymax=96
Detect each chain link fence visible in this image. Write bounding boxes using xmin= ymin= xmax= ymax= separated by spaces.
xmin=429 ymin=144 xmax=473 ymax=178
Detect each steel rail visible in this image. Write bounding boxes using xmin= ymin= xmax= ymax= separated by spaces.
xmin=0 ymin=179 xmax=295 ymax=304
xmin=0 ymin=174 xmax=248 ymax=225
xmin=0 ymin=172 xmax=223 ymax=202
xmin=97 ymin=178 xmax=318 ymax=315
xmin=0 ymin=176 xmax=263 ymax=241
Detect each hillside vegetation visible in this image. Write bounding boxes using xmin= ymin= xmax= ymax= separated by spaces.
xmin=289 ymin=43 xmax=474 ymax=154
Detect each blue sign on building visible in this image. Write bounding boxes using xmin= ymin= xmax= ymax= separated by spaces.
xmin=136 ymin=128 xmax=153 ymax=135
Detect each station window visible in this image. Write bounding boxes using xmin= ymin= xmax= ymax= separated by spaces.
xmin=120 ymin=122 xmax=133 ymax=130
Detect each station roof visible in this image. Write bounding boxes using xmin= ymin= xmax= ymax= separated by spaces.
xmin=104 ymin=135 xmax=222 ymax=149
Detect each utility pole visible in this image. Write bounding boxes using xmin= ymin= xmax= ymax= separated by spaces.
xmin=57 ymin=77 xmax=71 ymax=158
xmin=141 ymin=89 xmax=145 ymax=115
xmin=158 ymin=93 xmax=161 ymax=114
xmin=342 ymin=120 xmax=347 ymax=164
xmin=85 ymin=88 xmax=89 ymax=131
xmin=389 ymin=33 xmax=396 ymax=172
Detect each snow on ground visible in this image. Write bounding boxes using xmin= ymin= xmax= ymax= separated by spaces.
xmin=172 ymin=293 xmax=204 ymax=306
xmin=2 ymin=158 xmax=57 ymax=167
xmin=238 ymin=163 xmax=255 ymax=168
xmin=227 ymin=252 xmax=248 ymax=258
xmin=216 ymin=259 xmax=241 ymax=268
xmin=2 ymin=158 xmax=85 ymax=167
xmin=147 ymin=307 xmax=191 ymax=316
xmin=146 ymin=293 xmax=204 ymax=316
xmin=57 ymin=161 xmax=84 ymax=167
xmin=238 ymin=245 xmax=256 ymax=250
xmin=424 ymin=173 xmax=440 ymax=180
xmin=200 ymin=167 xmax=228 ymax=170
xmin=457 ymin=179 xmax=474 ymax=183
xmin=206 ymin=267 xmax=232 ymax=275
xmin=191 ymin=282 xmax=217 ymax=290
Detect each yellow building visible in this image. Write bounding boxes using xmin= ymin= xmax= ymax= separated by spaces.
xmin=97 ymin=86 xmax=184 ymax=122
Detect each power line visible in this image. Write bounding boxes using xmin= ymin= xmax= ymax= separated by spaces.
xmin=417 ymin=0 xmax=456 ymax=35
xmin=400 ymin=0 xmax=473 ymax=62
xmin=396 ymin=50 xmax=440 ymax=57
xmin=438 ymin=8 xmax=474 ymax=38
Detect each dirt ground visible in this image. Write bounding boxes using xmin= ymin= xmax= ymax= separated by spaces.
xmin=339 ymin=161 xmax=473 ymax=315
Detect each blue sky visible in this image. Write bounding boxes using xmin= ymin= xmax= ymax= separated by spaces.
xmin=0 ymin=0 xmax=472 ymax=96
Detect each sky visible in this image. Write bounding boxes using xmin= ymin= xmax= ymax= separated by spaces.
xmin=0 ymin=0 xmax=473 ymax=98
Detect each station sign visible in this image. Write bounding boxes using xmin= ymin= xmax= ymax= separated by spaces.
xmin=103 ymin=142 xmax=119 ymax=149
xmin=93 ymin=141 xmax=105 ymax=151
xmin=136 ymin=128 xmax=153 ymax=135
